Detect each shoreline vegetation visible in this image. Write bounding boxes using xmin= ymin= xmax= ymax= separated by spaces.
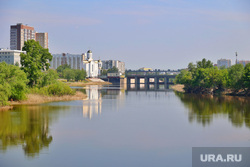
xmin=0 ymin=40 xmax=110 ymax=111
xmin=175 ymin=58 xmax=250 ymax=96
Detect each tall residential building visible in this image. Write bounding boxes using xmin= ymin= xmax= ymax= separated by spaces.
xmin=102 ymin=60 xmax=125 ymax=74
xmin=10 ymin=23 xmax=35 ymax=50
xmin=36 ymin=32 xmax=48 ymax=49
xmin=0 ymin=48 xmax=26 ymax=66
xmin=217 ymin=59 xmax=232 ymax=68
xmin=237 ymin=60 xmax=250 ymax=67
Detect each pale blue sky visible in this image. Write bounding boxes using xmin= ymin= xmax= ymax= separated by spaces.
xmin=1 ymin=0 xmax=250 ymax=69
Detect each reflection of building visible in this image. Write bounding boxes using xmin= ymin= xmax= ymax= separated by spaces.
xmin=82 ymin=86 xmax=125 ymax=119
xmin=0 ymin=49 xmax=26 ymax=66
xmin=217 ymin=59 xmax=231 ymax=68
xmin=102 ymin=60 xmax=125 ymax=74
xmin=83 ymin=86 xmax=102 ymax=119
xmin=237 ymin=60 xmax=250 ymax=67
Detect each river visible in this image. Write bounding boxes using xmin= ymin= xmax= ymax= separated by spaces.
xmin=0 ymin=85 xmax=250 ymax=167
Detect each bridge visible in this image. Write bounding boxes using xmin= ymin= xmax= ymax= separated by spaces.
xmin=126 ymin=70 xmax=179 ymax=90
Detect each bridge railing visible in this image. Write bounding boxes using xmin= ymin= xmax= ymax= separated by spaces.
xmin=126 ymin=71 xmax=179 ymax=76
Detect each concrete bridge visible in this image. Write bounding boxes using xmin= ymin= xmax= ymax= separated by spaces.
xmin=126 ymin=70 xmax=178 ymax=89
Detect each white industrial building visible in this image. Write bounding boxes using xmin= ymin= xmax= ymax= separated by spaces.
xmin=0 ymin=49 xmax=26 ymax=66
xmin=50 ymin=50 xmax=101 ymax=78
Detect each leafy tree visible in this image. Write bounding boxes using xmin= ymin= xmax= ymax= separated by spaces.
xmin=197 ymin=58 xmax=213 ymax=69
xmin=74 ymin=69 xmax=87 ymax=81
xmin=63 ymin=69 xmax=75 ymax=81
xmin=38 ymin=69 xmax=59 ymax=87
xmin=20 ymin=40 xmax=52 ymax=87
xmin=107 ymin=66 xmax=119 ymax=73
xmin=101 ymin=69 xmax=108 ymax=76
xmin=243 ymin=63 xmax=250 ymax=92
xmin=0 ymin=62 xmax=28 ymax=102
xmin=228 ymin=64 xmax=244 ymax=92
xmin=57 ymin=64 xmax=71 ymax=77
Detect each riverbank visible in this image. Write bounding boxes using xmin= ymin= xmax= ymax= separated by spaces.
xmin=66 ymin=78 xmax=111 ymax=87
xmin=171 ymin=84 xmax=185 ymax=92
xmin=0 ymin=91 xmax=87 ymax=111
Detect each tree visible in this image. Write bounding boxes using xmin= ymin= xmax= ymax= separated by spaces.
xmin=63 ymin=69 xmax=75 ymax=81
xmin=107 ymin=66 xmax=119 ymax=73
xmin=0 ymin=62 xmax=28 ymax=102
xmin=20 ymin=40 xmax=52 ymax=87
xmin=74 ymin=69 xmax=87 ymax=81
xmin=197 ymin=58 xmax=213 ymax=69
xmin=101 ymin=69 xmax=108 ymax=76
xmin=243 ymin=63 xmax=250 ymax=92
xmin=57 ymin=64 xmax=71 ymax=78
xmin=38 ymin=69 xmax=59 ymax=87
xmin=228 ymin=64 xmax=244 ymax=92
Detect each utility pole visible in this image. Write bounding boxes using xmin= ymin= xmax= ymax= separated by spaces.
xmin=235 ymin=52 xmax=238 ymax=64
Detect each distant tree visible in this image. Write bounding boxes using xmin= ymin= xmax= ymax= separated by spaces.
xmin=74 ymin=69 xmax=87 ymax=81
xmin=228 ymin=64 xmax=244 ymax=92
xmin=107 ymin=66 xmax=119 ymax=73
xmin=188 ymin=62 xmax=196 ymax=73
xmin=20 ymin=40 xmax=52 ymax=87
xmin=101 ymin=69 xmax=108 ymax=76
xmin=57 ymin=64 xmax=71 ymax=78
xmin=197 ymin=58 xmax=213 ymax=69
xmin=38 ymin=69 xmax=59 ymax=87
xmin=63 ymin=69 xmax=75 ymax=81
xmin=243 ymin=63 xmax=250 ymax=92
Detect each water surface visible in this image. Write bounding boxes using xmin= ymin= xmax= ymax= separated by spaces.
xmin=0 ymin=85 xmax=250 ymax=167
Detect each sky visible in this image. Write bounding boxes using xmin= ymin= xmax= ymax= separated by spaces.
xmin=0 ymin=0 xmax=250 ymax=70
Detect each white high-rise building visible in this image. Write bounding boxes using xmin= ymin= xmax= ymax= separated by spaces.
xmin=102 ymin=60 xmax=125 ymax=74
xmin=0 ymin=49 xmax=26 ymax=66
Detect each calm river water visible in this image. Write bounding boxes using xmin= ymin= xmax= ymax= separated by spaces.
xmin=0 ymin=85 xmax=250 ymax=167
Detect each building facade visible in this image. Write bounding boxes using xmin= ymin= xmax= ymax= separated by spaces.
xmin=217 ymin=59 xmax=232 ymax=68
xmin=36 ymin=32 xmax=48 ymax=49
xmin=238 ymin=60 xmax=250 ymax=67
xmin=10 ymin=23 xmax=35 ymax=50
xmin=50 ymin=53 xmax=84 ymax=70
xmin=102 ymin=60 xmax=125 ymax=74
xmin=50 ymin=50 xmax=101 ymax=78
xmin=10 ymin=23 xmax=48 ymax=50
xmin=0 ymin=49 xmax=26 ymax=66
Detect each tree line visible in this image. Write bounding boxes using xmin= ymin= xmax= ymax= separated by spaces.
xmin=56 ymin=64 xmax=86 ymax=81
xmin=175 ymin=58 xmax=250 ymax=95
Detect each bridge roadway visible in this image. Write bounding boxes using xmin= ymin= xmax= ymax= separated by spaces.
xmin=126 ymin=70 xmax=178 ymax=87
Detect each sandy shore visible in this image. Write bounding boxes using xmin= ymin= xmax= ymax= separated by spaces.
xmin=67 ymin=81 xmax=111 ymax=87
xmin=171 ymin=84 xmax=185 ymax=92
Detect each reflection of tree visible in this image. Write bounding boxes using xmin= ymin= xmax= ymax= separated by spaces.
xmin=0 ymin=105 xmax=66 ymax=157
xmin=175 ymin=92 xmax=250 ymax=128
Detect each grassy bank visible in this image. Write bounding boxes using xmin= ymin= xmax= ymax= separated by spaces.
xmin=171 ymin=84 xmax=185 ymax=92
xmin=66 ymin=79 xmax=111 ymax=87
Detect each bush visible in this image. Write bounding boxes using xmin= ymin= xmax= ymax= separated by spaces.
xmin=38 ymin=69 xmax=59 ymax=87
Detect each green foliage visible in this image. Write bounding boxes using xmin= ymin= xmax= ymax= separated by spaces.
xmin=101 ymin=69 xmax=108 ymax=76
xmin=38 ymin=69 xmax=59 ymax=87
xmin=0 ymin=62 xmax=28 ymax=105
xmin=56 ymin=64 xmax=71 ymax=77
xmin=175 ymin=58 xmax=244 ymax=94
xmin=74 ymin=69 xmax=87 ymax=81
xmin=63 ymin=69 xmax=75 ymax=81
xmin=31 ymin=82 xmax=75 ymax=96
xmin=243 ymin=63 xmax=250 ymax=91
xmin=107 ymin=66 xmax=119 ymax=73
xmin=20 ymin=40 xmax=52 ymax=87
xmin=227 ymin=64 xmax=244 ymax=92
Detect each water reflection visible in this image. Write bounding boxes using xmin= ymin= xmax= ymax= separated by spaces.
xmin=82 ymin=85 xmax=125 ymax=119
xmin=175 ymin=92 xmax=250 ymax=128
xmin=127 ymin=84 xmax=170 ymax=91
xmin=0 ymin=105 xmax=68 ymax=157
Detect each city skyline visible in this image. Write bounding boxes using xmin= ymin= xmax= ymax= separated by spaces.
xmin=1 ymin=0 xmax=250 ymax=69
